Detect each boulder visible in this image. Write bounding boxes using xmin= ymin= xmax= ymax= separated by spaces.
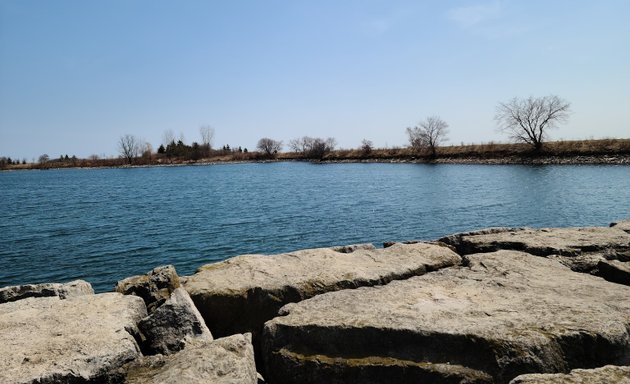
xmin=611 ymin=220 xmax=630 ymax=234
xmin=262 ymin=251 xmax=630 ymax=384
xmin=509 ymin=365 xmax=630 ymax=383
xmin=597 ymin=259 xmax=630 ymax=286
xmin=0 ymin=293 xmax=147 ymax=383
xmin=183 ymin=242 xmax=461 ymax=338
xmin=116 ymin=264 xmax=180 ymax=313
xmin=123 ymin=334 xmax=257 ymax=384
xmin=139 ymin=287 xmax=212 ymax=355
xmin=0 ymin=279 xmax=93 ymax=304
xmin=439 ymin=226 xmax=630 ymax=272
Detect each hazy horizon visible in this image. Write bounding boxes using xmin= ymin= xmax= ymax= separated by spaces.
xmin=1 ymin=1 xmax=629 ymax=161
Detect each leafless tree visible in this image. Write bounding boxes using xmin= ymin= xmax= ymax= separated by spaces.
xmin=199 ymin=125 xmax=215 ymax=148
xmin=361 ymin=139 xmax=373 ymax=155
xmin=257 ymin=137 xmax=283 ymax=158
xmin=118 ymin=134 xmax=142 ymax=164
xmin=495 ymin=95 xmax=571 ymax=151
xmin=38 ymin=154 xmax=50 ymax=164
xmin=162 ymin=129 xmax=175 ymax=147
xmin=289 ymin=136 xmax=336 ymax=160
xmin=406 ymin=116 xmax=449 ymax=157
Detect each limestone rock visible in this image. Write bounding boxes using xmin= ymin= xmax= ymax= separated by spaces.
xmin=124 ymin=334 xmax=257 ymax=384
xmin=0 ymin=279 xmax=93 ymax=304
xmin=0 ymin=292 xmax=147 ymax=383
xmin=611 ymin=220 xmax=630 ymax=234
xmin=597 ymin=259 xmax=630 ymax=286
xmin=139 ymin=287 xmax=212 ymax=355
xmin=262 ymin=251 xmax=630 ymax=384
xmin=439 ymin=226 xmax=630 ymax=257
xmin=116 ymin=264 xmax=180 ymax=313
xmin=183 ymin=242 xmax=461 ymax=338
xmin=509 ymin=365 xmax=630 ymax=383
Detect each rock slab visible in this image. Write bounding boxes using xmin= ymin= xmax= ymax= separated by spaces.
xmin=124 ymin=334 xmax=257 ymax=384
xmin=0 ymin=279 xmax=93 ymax=304
xmin=139 ymin=287 xmax=213 ymax=355
xmin=0 ymin=292 xmax=147 ymax=383
xmin=263 ymin=251 xmax=630 ymax=384
xmin=116 ymin=264 xmax=180 ymax=313
xmin=439 ymin=226 xmax=630 ymax=271
xmin=183 ymin=242 xmax=461 ymax=338
xmin=509 ymin=365 xmax=630 ymax=383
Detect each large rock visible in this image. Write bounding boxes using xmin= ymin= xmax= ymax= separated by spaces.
xmin=183 ymin=242 xmax=461 ymax=338
xmin=509 ymin=365 xmax=630 ymax=383
xmin=262 ymin=251 xmax=630 ymax=384
xmin=116 ymin=264 xmax=180 ymax=313
xmin=0 ymin=279 xmax=93 ymax=304
xmin=123 ymin=334 xmax=257 ymax=384
xmin=0 ymin=293 xmax=147 ymax=383
xmin=139 ymin=287 xmax=212 ymax=355
xmin=597 ymin=259 xmax=630 ymax=286
xmin=611 ymin=220 xmax=630 ymax=234
xmin=439 ymin=226 xmax=630 ymax=271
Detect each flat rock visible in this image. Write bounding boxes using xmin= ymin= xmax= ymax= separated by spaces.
xmin=597 ymin=259 xmax=630 ymax=286
xmin=611 ymin=220 xmax=630 ymax=234
xmin=0 ymin=292 xmax=147 ymax=383
xmin=440 ymin=226 xmax=630 ymax=257
xmin=139 ymin=287 xmax=212 ymax=355
xmin=509 ymin=365 xmax=630 ymax=383
xmin=183 ymin=242 xmax=461 ymax=338
xmin=124 ymin=334 xmax=257 ymax=384
xmin=116 ymin=264 xmax=180 ymax=313
xmin=0 ymin=279 xmax=93 ymax=304
xmin=262 ymin=251 xmax=630 ymax=384
xmin=439 ymin=226 xmax=630 ymax=272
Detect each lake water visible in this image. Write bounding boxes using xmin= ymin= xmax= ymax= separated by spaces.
xmin=1 ymin=162 xmax=629 ymax=292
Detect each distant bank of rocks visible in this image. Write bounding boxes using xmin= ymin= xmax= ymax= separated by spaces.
xmin=323 ymin=154 xmax=630 ymax=165
xmin=1 ymin=221 xmax=630 ymax=383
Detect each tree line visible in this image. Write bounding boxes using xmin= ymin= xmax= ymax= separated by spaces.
xmin=113 ymin=94 xmax=574 ymax=165
xmin=1 ymin=94 xmax=572 ymax=169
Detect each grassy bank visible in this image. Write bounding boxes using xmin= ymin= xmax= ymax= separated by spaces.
xmin=3 ymin=138 xmax=630 ymax=171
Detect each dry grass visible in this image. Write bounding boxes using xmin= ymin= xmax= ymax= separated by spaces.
xmin=3 ymin=139 xmax=629 ymax=170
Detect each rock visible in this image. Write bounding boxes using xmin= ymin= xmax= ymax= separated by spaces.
xmin=439 ymin=226 xmax=630 ymax=273
xmin=330 ymin=243 xmax=376 ymax=253
xmin=139 ymin=287 xmax=212 ymax=355
xmin=183 ymin=242 xmax=461 ymax=338
xmin=0 ymin=293 xmax=147 ymax=383
xmin=597 ymin=259 xmax=630 ymax=286
xmin=611 ymin=220 xmax=630 ymax=234
xmin=262 ymin=251 xmax=630 ymax=384
xmin=116 ymin=265 xmax=180 ymax=313
xmin=439 ymin=226 xmax=630 ymax=257
xmin=0 ymin=279 xmax=93 ymax=304
xmin=509 ymin=365 xmax=630 ymax=383
xmin=124 ymin=334 xmax=257 ymax=384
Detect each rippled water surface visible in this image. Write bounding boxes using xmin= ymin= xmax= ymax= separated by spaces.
xmin=1 ymin=162 xmax=629 ymax=292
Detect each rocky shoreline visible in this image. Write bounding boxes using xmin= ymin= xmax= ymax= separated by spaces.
xmin=1 ymin=221 xmax=630 ymax=383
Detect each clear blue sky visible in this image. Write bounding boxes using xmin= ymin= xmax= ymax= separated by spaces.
xmin=1 ymin=0 xmax=629 ymax=161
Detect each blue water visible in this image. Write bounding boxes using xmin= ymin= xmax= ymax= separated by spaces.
xmin=1 ymin=162 xmax=629 ymax=292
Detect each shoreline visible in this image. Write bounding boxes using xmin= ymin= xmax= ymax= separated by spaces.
xmin=3 ymin=153 xmax=630 ymax=172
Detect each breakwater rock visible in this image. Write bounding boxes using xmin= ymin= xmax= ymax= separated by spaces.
xmin=1 ymin=221 xmax=629 ymax=383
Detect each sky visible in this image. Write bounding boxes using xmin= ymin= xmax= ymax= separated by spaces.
xmin=1 ymin=0 xmax=629 ymax=161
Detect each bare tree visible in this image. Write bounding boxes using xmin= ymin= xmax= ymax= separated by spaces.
xmin=199 ymin=125 xmax=215 ymax=148
xmin=162 ymin=129 xmax=175 ymax=147
xmin=495 ymin=95 xmax=571 ymax=151
xmin=118 ymin=134 xmax=142 ymax=164
xmin=38 ymin=154 xmax=49 ymax=164
xmin=360 ymin=139 xmax=373 ymax=155
xmin=406 ymin=116 xmax=449 ymax=157
xmin=289 ymin=136 xmax=336 ymax=160
xmin=257 ymin=137 xmax=283 ymax=158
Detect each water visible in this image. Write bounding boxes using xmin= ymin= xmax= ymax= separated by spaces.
xmin=1 ymin=162 xmax=629 ymax=292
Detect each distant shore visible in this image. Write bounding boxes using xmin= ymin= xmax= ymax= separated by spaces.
xmin=2 ymin=138 xmax=630 ymax=171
